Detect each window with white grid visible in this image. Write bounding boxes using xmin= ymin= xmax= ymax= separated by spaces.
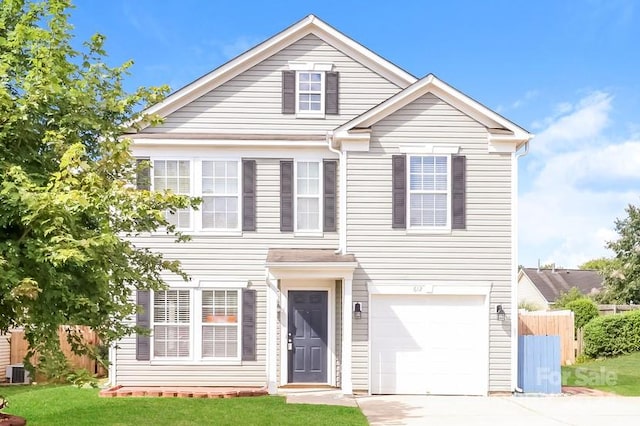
xmin=296 ymin=161 xmax=321 ymax=231
xmin=153 ymin=160 xmax=191 ymax=229
xmin=201 ymin=290 xmax=239 ymax=358
xmin=409 ymin=155 xmax=450 ymax=228
xmin=201 ymin=161 xmax=239 ymax=230
xmin=153 ymin=290 xmax=191 ymax=358
xmin=297 ymin=71 xmax=324 ymax=113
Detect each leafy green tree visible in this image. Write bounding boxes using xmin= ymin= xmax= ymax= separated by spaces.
xmin=601 ymin=204 xmax=640 ymax=304
xmin=0 ymin=0 xmax=196 ymax=372
xmin=579 ymin=257 xmax=618 ymax=271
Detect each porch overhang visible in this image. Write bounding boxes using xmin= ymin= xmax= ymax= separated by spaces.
xmin=264 ymin=248 xmax=357 ymax=395
xmin=266 ymin=249 xmax=357 ymax=280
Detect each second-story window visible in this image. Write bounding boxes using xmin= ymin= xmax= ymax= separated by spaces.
xmin=409 ymin=155 xmax=450 ymax=228
xmin=202 ymin=161 xmax=239 ymax=230
xmin=153 ymin=160 xmax=191 ymax=229
xmin=297 ymin=71 xmax=323 ymax=114
xmin=296 ymin=161 xmax=321 ymax=231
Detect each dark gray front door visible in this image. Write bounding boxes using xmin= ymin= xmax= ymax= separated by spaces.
xmin=288 ymin=290 xmax=328 ymax=383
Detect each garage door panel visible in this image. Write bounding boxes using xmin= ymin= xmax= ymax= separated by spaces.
xmin=370 ymin=294 xmax=488 ymax=395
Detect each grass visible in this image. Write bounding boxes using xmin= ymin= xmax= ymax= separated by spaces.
xmin=0 ymin=385 xmax=368 ymax=426
xmin=562 ymin=351 xmax=640 ymax=396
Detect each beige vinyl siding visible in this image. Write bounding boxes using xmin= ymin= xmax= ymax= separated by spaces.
xmin=347 ymin=92 xmax=513 ymax=392
xmin=145 ymin=35 xmax=401 ymax=135
xmin=116 ymin=156 xmax=339 ymax=387
xmin=0 ymin=334 xmax=9 ymax=381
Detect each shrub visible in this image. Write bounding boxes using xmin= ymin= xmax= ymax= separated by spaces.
xmin=554 ymin=287 xmax=585 ymax=309
xmin=566 ymin=298 xmax=599 ymax=329
xmin=583 ymin=309 xmax=640 ymax=358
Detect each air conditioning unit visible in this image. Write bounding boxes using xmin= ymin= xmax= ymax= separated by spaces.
xmin=5 ymin=364 xmax=30 ymax=384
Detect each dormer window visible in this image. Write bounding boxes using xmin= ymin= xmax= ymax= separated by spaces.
xmin=282 ymin=62 xmax=338 ymax=117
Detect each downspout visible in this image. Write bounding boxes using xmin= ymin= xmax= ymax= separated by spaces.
xmin=512 ymin=140 xmax=530 ymax=394
xmin=326 ymin=131 xmax=346 ymax=254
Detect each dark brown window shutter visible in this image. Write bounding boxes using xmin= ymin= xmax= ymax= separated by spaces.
xmin=392 ymin=155 xmax=407 ymax=229
xmin=325 ymin=72 xmax=339 ymax=115
xmin=280 ymin=160 xmax=294 ymax=232
xmin=242 ymin=159 xmax=256 ymax=231
xmin=241 ymin=288 xmax=257 ymax=361
xmin=282 ymin=70 xmax=296 ymax=114
xmin=323 ymin=160 xmax=337 ymax=232
xmin=136 ymin=158 xmax=151 ymax=190
xmin=451 ymin=155 xmax=466 ymax=230
xmin=136 ymin=290 xmax=151 ymax=361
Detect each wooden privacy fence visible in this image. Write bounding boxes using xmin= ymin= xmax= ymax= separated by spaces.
xmin=518 ymin=310 xmax=575 ymax=365
xmin=10 ymin=326 xmax=105 ymax=376
xmin=597 ymin=304 xmax=640 ymax=315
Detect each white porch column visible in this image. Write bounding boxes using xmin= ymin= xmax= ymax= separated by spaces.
xmin=341 ymin=277 xmax=353 ymax=394
xmin=266 ymin=274 xmax=279 ymax=394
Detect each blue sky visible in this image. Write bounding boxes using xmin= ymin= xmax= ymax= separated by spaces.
xmin=72 ymin=0 xmax=640 ymax=268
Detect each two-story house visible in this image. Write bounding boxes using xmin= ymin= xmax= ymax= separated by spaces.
xmin=110 ymin=15 xmax=532 ymax=396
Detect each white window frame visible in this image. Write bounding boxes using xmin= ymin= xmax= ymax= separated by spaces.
xmin=296 ymin=71 xmax=325 ymax=116
xmin=288 ymin=62 xmax=333 ymax=118
xmin=200 ymin=159 xmax=241 ymax=232
xmin=407 ymin=154 xmax=452 ymax=231
xmin=150 ymin=285 xmax=243 ymax=364
xmin=151 ymin=289 xmax=192 ymax=360
xmin=151 ymin=158 xmax=193 ymax=231
xmin=294 ymin=160 xmax=323 ymax=234
xmin=199 ymin=289 xmax=241 ymax=361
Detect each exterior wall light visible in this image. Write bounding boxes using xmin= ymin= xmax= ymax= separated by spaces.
xmin=354 ymin=302 xmax=362 ymax=319
xmin=496 ymin=305 xmax=506 ymax=321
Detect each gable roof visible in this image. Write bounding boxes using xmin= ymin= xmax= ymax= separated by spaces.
xmin=140 ymin=15 xmax=417 ymax=128
xmin=334 ymin=74 xmax=533 ymax=148
xmin=520 ymin=268 xmax=604 ymax=303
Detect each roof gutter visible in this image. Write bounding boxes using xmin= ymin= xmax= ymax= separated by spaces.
xmin=326 ymin=131 xmax=346 ymax=254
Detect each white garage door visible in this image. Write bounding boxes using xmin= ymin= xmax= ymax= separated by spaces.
xmin=370 ymin=294 xmax=488 ymax=395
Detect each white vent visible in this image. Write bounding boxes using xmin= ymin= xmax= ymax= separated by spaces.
xmin=5 ymin=364 xmax=30 ymax=384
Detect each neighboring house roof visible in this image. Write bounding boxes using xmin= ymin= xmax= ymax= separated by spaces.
xmin=334 ymin=73 xmax=532 ymax=149
xmin=519 ymin=268 xmax=603 ymax=303
xmin=138 ymin=14 xmax=417 ymax=128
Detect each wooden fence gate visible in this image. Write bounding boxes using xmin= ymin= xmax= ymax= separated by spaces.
xmin=518 ymin=310 xmax=575 ymax=365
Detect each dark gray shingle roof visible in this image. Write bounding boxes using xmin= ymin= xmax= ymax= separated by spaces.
xmin=521 ymin=268 xmax=603 ymax=303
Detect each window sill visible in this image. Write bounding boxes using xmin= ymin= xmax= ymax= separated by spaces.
xmin=150 ymin=359 xmax=242 ymax=366
xmin=294 ymin=231 xmax=324 ymax=238
xmin=196 ymin=230 xmax=243 ymax=237
xmin=404 ymin=227 xmax=452 ymax=235
xmin=295 ymin=112 xmax=326 ymax=119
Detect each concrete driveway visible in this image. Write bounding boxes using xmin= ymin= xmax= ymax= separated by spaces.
xmin=356 ymin=395 xmax=640 ymax=426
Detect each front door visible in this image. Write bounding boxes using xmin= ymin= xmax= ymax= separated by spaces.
xmin=287 ymin=290 xmax=328 ymax=383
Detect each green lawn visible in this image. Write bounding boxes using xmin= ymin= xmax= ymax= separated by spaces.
xmin=0 ymin=385 xmax=368 ymax=426
xmin=562 ymin=351 xmax=640 ymax=396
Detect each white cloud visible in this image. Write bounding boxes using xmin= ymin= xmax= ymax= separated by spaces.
xmin=519 ymin=91 xmax=640 ymax=268
xmin=531 ymin=92 xmax=612 ymax=154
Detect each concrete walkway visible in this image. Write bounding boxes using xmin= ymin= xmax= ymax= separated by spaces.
xmin=356 ymin=395 xmax=640 ymax=426
xmin=281 ymin=389 xmax=358 ymax=407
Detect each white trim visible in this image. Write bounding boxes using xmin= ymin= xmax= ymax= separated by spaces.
xmin=135 ymin=14 xmax=415 ymax=129
xmin=266 ymin=275 xmax=279 ymax=394
xmin=279 ymin=279 xmax=336 ymax=387
xmin=335 ymin=74 xmax=532 ymax=147
xmin=197 ymin=280 xmax=248 ymax=289
xmin=367 ymin=281 xmax=492 ymax=296
xmin=398 ymin=144 xmax=460 ymax=154
xmin=288 ymin=61 xmax=334 ymax=71
xmin=132 ymin=139 xmax=330 ymax=148
xmin=341 ymin=278 xmax=353 ymax=394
